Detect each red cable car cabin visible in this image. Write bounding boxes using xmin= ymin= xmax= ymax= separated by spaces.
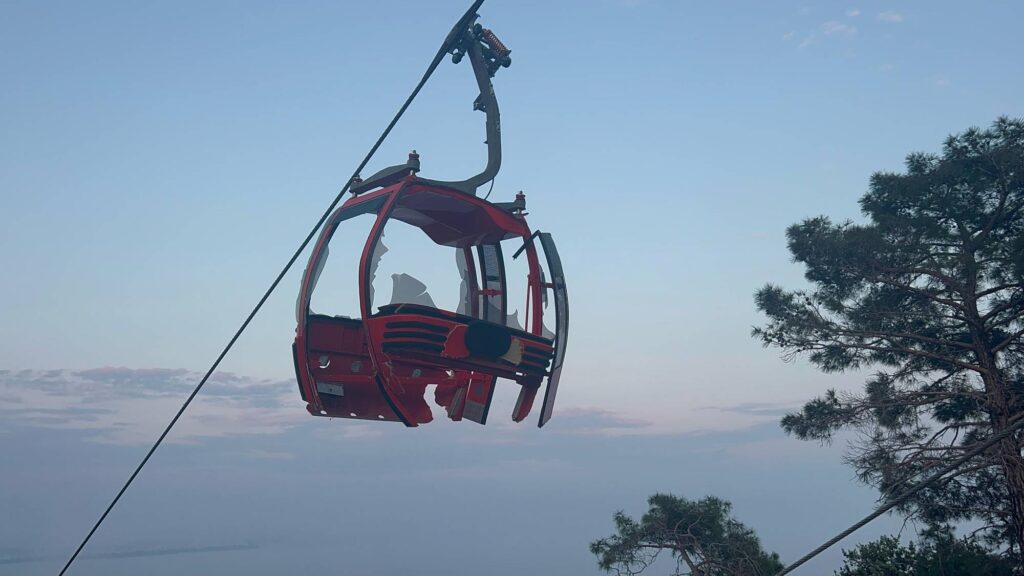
xmin=293 ymin=178 xmax=567 ymax=427
xmin=292 ymin=18 xmax=566 ymax=428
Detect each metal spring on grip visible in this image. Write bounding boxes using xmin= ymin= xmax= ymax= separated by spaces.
xmin=482 ymin=28 xmax=510 ymax=58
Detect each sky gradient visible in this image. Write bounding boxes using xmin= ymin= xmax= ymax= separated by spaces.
xmin=2 ymin=1 xmax=1023 ymax=574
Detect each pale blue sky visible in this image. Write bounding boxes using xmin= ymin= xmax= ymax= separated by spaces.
xmin=1 ymin=1 xmax=1022 ymax=574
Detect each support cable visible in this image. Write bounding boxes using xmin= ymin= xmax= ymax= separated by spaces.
xmin=57 ymin=2 xmax=485 ymax=574
xmin=776 ymin=415 xmax=1024 ymax=575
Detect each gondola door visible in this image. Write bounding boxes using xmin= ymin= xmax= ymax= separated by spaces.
xmin=535 ymin=233 xmax=568 ymax=427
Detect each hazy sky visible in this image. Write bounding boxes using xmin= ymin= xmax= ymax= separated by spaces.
xmin=2 ymin=1 xmax=1022 ymax=574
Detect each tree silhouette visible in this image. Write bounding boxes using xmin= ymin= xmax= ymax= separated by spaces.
xmin=755 ymin=117 xmax=1024 ymax=556
xmin=590 ymin=494 xmax=782 ymax=576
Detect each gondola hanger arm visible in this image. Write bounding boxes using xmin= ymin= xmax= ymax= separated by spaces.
xmin=353 ymin=14 xmax=512 ymax=197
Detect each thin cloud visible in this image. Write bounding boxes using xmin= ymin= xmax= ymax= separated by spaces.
xmin=821 ymin=20 xmax=856 ymax=35
xmin=0 ymin=368 xmax=300 ymax=444
xmin=846 ymin=9 xmax=860 ymax=17
xmin=546 ymin=406 xmax=653 ymax=436
xmin=781 ymin=31 xmax=796 ymax=41
xmin=0 ymin=544 xmax=260 ymax=566
xmin=89 ymin=543 xmax=260 ymax=560
xmin=877 ymin=10 xmax=904 ymax=22
xmin=700 ymin=400 xmax=801 ymax=419
xmin=241 ymin=448 xmax=296 ymax=460
xmin=0 ymin=368 xmax=787 ymax=441
xmin=794 ymin=19 xmax=856 ymax=50
xmin=0 ymin=368 xmax=671 ymax=444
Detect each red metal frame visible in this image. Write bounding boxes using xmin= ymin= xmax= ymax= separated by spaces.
xmin=293 ymin=175 xmax=563 ymax=427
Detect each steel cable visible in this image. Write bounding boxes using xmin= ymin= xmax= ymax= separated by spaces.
xmin=776 ymin=416 xmax=1024 ymax=575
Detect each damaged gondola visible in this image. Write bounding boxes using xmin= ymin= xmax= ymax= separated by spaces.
xmin=292 ymin=16 xmax=567 ymax=427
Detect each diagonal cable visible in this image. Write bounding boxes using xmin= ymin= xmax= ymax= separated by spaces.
xmin=776 ymin=416 xmax=1024 ymax=575
xmin=57 ymin=2 xmax=485 ymax=574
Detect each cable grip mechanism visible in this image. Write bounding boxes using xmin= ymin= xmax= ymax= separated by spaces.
xmin=451 ymin=22 xmax=512 ymax=77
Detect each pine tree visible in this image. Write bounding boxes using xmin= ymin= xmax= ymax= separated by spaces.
xmin=754 ymin=118 xmax=1024 ymax=556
